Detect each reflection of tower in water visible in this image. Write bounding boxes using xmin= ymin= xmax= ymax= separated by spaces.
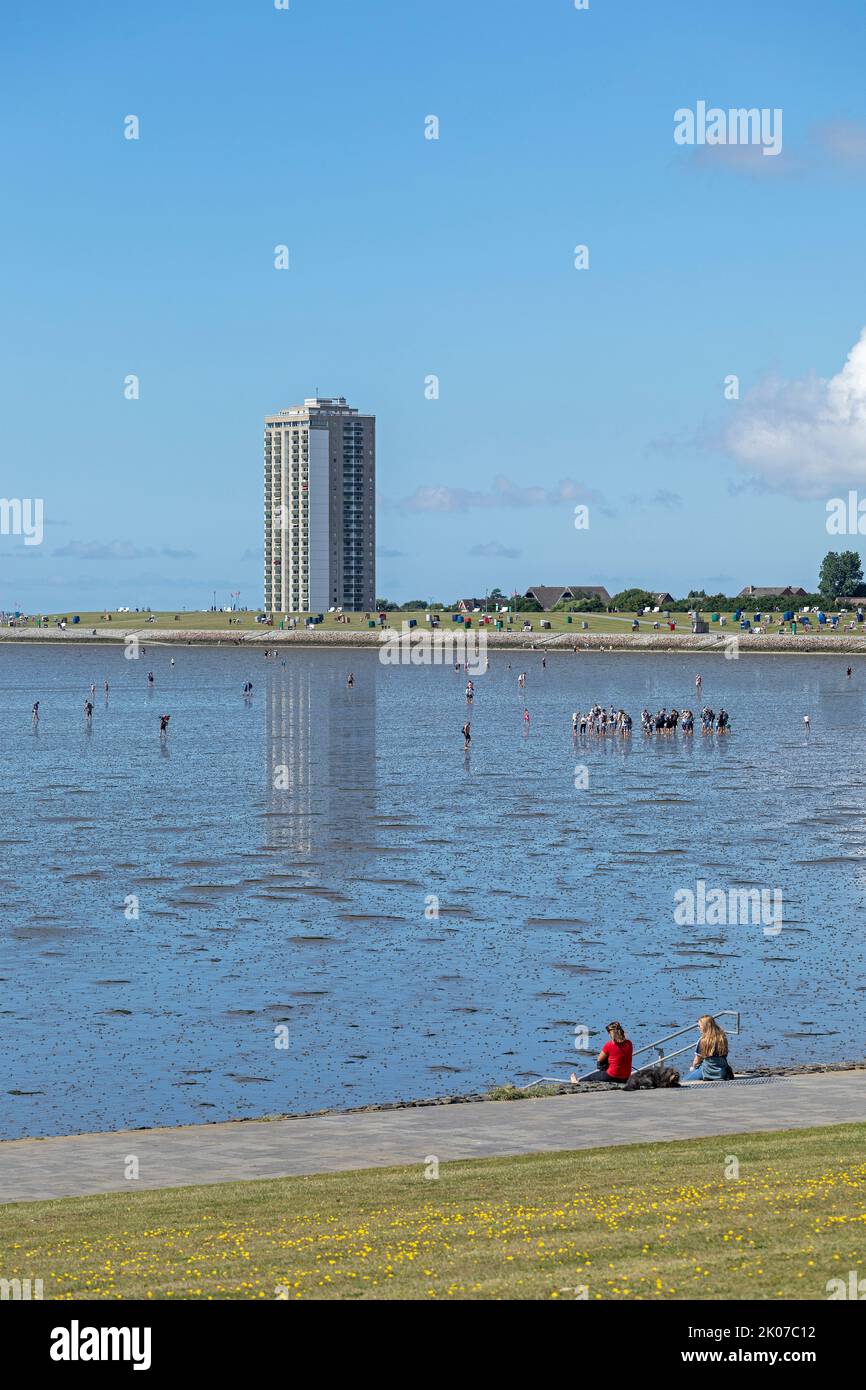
xmin=265 ymin=657 xmax=377 ymax=865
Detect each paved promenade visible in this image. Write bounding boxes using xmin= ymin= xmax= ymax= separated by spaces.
xmin=2 ymin=1071 xmax=863 ymax=1205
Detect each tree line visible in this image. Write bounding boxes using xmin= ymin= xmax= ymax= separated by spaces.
xmin=374 ymin=552 xmax=865 ymax=613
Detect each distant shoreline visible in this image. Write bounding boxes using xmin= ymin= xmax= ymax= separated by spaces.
xmin=3 ymin=626 xmax=866 ymax=654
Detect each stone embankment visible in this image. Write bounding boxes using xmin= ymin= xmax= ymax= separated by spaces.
xmin=4 ymin=625 xmax=866 ymax=654
xmin=247 ymin=1058 xmax=866 ymax=1120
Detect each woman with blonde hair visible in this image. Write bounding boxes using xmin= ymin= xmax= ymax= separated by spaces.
xmin=683 ymin=1015 xmax=734 ymax=1082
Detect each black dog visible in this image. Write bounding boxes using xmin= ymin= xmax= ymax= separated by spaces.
xmin=624 ymin=1066 xmax=680 ymax=1091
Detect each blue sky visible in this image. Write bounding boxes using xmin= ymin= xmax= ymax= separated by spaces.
xmin=3 ymin=0 xmax=866 ymax=610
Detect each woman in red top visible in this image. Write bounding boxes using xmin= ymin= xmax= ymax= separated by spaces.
xmin=572 ymin=1021 xmax=633 ymax=1084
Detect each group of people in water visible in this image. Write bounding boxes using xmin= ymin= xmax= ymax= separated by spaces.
xmin=29 ymin=656 xmax=277 ymax=738
xmin=569 ymin=1016 xmax=735 ymax=1086
xmin=456 ymin=658 xmax=861 ymax=750
xmin=568 ymin=703 xmax=730 ymax=737
xmin=572 ymin=706 xmax=633 ymax=735
xmin=457 ymin=663 xmax=736 ymax=749
xmin=30 ymin=672 xmax=174 ymax=736
xmin=640 ymin=706 xmax=730 ymax=734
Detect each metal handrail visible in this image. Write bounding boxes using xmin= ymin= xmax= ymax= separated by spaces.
xmin=520 ymin=1011 xmax=741 ymax=1088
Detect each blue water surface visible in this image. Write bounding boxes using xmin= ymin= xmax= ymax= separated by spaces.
xmin=1 ymin=642 xmax=864 ymax=1138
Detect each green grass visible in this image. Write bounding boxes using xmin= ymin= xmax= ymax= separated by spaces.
xmin=15 ymin=607 xmax=843 ymax=637
xmin=23 ymin=610 xmax=270 ymax=632
xmin=2 ymin=1123 xmax=863 ymax=1300
xmin=487 ymin=1084 xmax=563 ymax=1100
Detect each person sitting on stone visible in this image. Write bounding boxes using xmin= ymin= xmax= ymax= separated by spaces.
xmin=682 ymin=1015 xmax=734 ymax=1082
xmin=571 ymin=1021 xmax=633 ymax=1085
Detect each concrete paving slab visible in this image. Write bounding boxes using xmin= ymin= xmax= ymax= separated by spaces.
xmin=1 ymin=1070 xmax=863 ymax=1205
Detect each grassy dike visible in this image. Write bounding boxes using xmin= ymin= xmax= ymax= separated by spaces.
xmin=2 ymin=1123 xmax=864 ymax=1300
xmin=3 ymin=608 xmax=866 ymax=651
xmin=0 ymin=608 xmax=654 ymax=633
xmin=5 ymin=611 xmax=866 ymax=653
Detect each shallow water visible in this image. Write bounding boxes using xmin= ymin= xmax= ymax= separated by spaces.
xmin=2 ymin=643 xmax=865 ymax=1139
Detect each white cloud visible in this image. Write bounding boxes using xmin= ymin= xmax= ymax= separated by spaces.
xmin=677 ymin=117 xmax=866 ymax=181
xmin=52 ymin=540 xmax=197 ymax=560
xmin=724 ymin=328 xmax=866 ymax=497
xmin=469 ymin=541 xmax=521 ymax=559
xmin=814 ymin=119 xmax=866 ymax=167
xmin=397 ymin=475 xmax=606 ymax=513
xmin=684 ymin=142 xmax=799 ymax=179
xmin=52 ymin=540 xmax=156 ymax=560
xmin=624 ymin=489 xmax=683 ymax=509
